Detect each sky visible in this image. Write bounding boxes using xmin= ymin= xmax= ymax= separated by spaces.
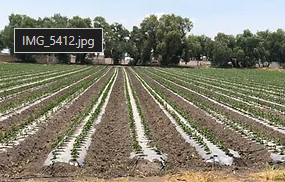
xmin=0 ymin=0 xmax=284 ymax=39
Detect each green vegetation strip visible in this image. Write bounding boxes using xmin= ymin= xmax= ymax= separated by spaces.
xmin=0 ymin=66 xmax=80 ymax=88
xmin=170 ymin=68 xmax=285 ymax=98
xmin=156 ymin=68 xmax=285 ymax=113
xmin=0 ymin=66 xmax=104 ymax=115
xmin=143 ymin=68 xmax=285 ymax=152
xmin=127 ymin=71 xmax=153 ymax=145
xmin=143 ymin=68 xmax=285 ymax=127
xmin=0 ymin=66 xmax=93 ymax=99
xmin=0 ymin=63 xmax=82 ymax=79
xmin=124 ymin=71 xmax=142 ymax=153
xmin=132 ymin=68 xmax=224 ymax=155
xmin=0 ymin=67 xmax=111 ymax=144
xmin=71 ymin=68 xmax=118 ymax=159
xmin=51 ymin=68 xmax=114 ymax=156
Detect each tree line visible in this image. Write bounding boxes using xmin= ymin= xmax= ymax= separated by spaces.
xmin=0 ymin=13 xmax=284 ymax=67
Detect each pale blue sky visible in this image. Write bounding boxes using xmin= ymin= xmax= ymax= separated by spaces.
xmin=0 ymin=0 xmax=284 ymax=38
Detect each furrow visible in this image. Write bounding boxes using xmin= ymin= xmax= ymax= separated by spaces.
xmin=123 ymin=67 xmax=166 ymax=164
xmin=131 ymin=68 xmax=235 ymax=165
xmin=0 ymin=68 xmax=111 ymax=152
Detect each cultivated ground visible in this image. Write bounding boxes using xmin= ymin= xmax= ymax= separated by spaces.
xmin=0 ymin=63 xmax=285 ymax=182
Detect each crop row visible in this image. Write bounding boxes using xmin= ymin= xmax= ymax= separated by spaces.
xmin=0 ymin=66 xmax=83 ymax=89
xmin=124 ymin=70 xmax=142 ymax=153
xmin=183 ymin=68 xmax=285 ymax=88
xmin=0 ymin=66 xmax=91 ymax=94
xmin=0 ymin=66 xmax=93 ymax=100
xmin=170 ymin=68 xmax=285 ymax=97
xmin=0 ymin=66 xmax=105 ymax=117
xmin=50 ymin=68 xmax=114 ymax=153
xmin=161 ymin=68 xmax=285 ymax=108
xmin=124 ymin=68 xmax=165 ymax=164
xmin=131 ymin=68 xmax=236 ymax=165
xmin=140 ymin=68 xmax=285 ymax=156
xmin=0 ymin=67 xmax=111 ymax=145
xmin=144 ymin=68 xmax=285 ymax=128
xmin=71 ymin=68 xmax=117 ymax=161
xmin=0 ymin=65 xmax=82 ymax=84
xmin=152 ymin=68 xmax=285 ymax=121
xmin=0 ymin=63 xmax=82 ymax=79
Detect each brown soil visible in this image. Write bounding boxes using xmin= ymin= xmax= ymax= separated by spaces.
xmin=81 ymin=67 xmax=134 ymax=178
xmin=187 ymin=72 xmax=285 ymax=119
xmin=0 ymin=70 xmax=69 ymax=89
xmin=0 ymin=66 xmax=93 ymax=102
xmin=153 ymin=69 xmax=285 ymax=121
xmin=0 ymin=68 xmax=114 ymax=179
xmin=163 ymin=72 xmax=285 ymax=146
xmin=0 ymin=67 xmax=107 ymax=132
xmin=0 ymin=66 xmax=98 ymax=112
xmin=133 ymin=68 xmax=271 ymax=168
xmin=126 ymin=68 xmax=206 ymax=171
xmin=194 ymin=84 xmax=285 ymax=121
xmin=150 ymin=69 xmax=285 ymax=146
xmin=1 ymin=66 xmax=284 ymax=182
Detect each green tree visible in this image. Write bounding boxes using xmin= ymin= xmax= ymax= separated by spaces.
xmin=156 ymin=14 xmax=193 ymax=66
xmin=210 ymin=33 xmax=236 ymax=67
xmin=267 ymin=29 xmax=285 ymax=64
xmin=52 ymin=14 xmax=69 ymax=28
xmin=236 ymin=30 xmax=259 ymax=67
xmin=140 ymin=15 xmax=159 ymax=60
xmin=181 ymin=37 xmax=190 ymax=64
xmin=108 ymin=23 xmax=129 ymax=65
xmin=205 ymin=38 xmax=214 ymax=61
xmin=256 ymin=30 xmax=271 ymax=67
xmin=212 ymin=41 xmax=232 ymax=67
xmin=93 ymin=16 xmax=111 ymax=57
xmin=197 ymin=35 xmax=212 ymax=59
xmin=57 ymin=53 xmax=71 ymax=64
xmin=1 ymin=14 xmax=38 ymax=62
xmin=68 ymin=16 xmax=92 ymax=64
xmin=188 ymin=35 xmax=202 ymax=60
xmin=0 ymin=32 xmax=4 ymax=51
xmin=127 ymin=26 xmax=144 ymax=65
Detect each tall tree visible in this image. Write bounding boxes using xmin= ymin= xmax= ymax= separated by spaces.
xmin=0 ymin=32 xmax=4 ymax=51
xmin=1 ymin=14 xmax=39 ymax=62
xmin=188 ymin=35 xmax=202 ymax=60
xmin=156 ymin=14 xmax=193 ymax=66
xmin=236 ymin=30 xmax=259 ymax=67
xmin=108 ymin=23 xmax=129 ymax=65
xmin=267 ymin=29 xmax=285 ymax=64
xmin=204 ymin=38 xmax=214 ymax=61
xmin=140 ymin=15 xmax=159 ymax=60
xmin=68 ymin=16 xmax=92 ymax=64
xmin=127 ymin=26 xmax=144 ymax=65
xmin=196 ymin=35 xmax=212 ymax=59
xmin=212 ymin=41 xmax=232 ymax=67
xmin=93 ymin=16 xmax=111 ymax=57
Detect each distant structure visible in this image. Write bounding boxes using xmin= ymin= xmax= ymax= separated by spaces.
xmin=70 ymin=54 xmax=114 ymax=65
xmin=0 ymin=53 xmax=13 ymax=63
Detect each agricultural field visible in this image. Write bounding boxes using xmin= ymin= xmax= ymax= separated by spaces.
xmin=1 ymin=63 xmax=285 ymax=181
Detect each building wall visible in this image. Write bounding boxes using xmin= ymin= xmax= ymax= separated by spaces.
xmin=36 ymin=55 xmax=59 ymax=64
xmin=70 ymin=55 xmax=76 ymax=63
xmin=179 ymin=60 xmax=211 ymax=67
xmin=92 ymin=55 xmax=113 ymax=65
xmin=0 ymin=55 xmax=13 ymax=63
xmin=269 ymin=62 xmax=281 ymax=68
xmin=104 ymin=58 xmax=114 ymax=64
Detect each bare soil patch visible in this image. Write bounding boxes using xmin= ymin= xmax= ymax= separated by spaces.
xmin=0 ymin=68 xmax=114 ymax=179
xmin=134 ymin=68 xmax=271 ymax=168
